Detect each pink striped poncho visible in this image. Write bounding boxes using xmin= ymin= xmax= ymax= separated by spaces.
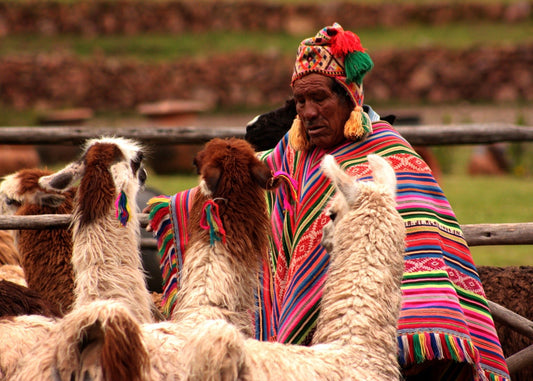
xmin=148 ymin=121 xmax=509 ymax=381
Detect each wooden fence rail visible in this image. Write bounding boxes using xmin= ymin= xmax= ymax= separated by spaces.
xmin=0 ymin=123 xmax=532 ymax=146
xmin=1 ymin=215 xmax=533 ymax=248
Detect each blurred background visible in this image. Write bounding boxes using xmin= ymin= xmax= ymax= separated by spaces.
xmin=0 ymin=0 xmax=532 ymax=265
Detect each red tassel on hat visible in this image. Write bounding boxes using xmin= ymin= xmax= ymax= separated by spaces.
xmin=329 ymin=29 xmax=364 ymax=56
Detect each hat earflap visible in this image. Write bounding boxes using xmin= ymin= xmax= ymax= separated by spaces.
xmin=344 ymin=105 xmax=372 ymax=141
xmin=288 ymin=115 xmax=312 ymax=151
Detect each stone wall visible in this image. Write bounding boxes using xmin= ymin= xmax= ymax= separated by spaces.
xmin=0 ymin=1 xmax=532 ymax=111
xmin=1 ymin=45 xmax=532 ymax=112
xmin=0 ymin=1 xmax=531 ymax=36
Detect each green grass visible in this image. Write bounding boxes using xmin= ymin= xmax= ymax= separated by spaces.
xmin=3 ymin=21 xmax=533 ymax=61
xmin=440 ymin=171 xmax=533 ymax=266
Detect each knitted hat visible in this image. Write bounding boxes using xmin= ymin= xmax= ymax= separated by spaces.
xmin=289 ymin=23 xmax=374 ymax=150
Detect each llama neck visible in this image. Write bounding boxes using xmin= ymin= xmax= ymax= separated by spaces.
xmin=71 ymin=202 xmax=153 ymax=323
xmin=173 ymin=239 xmax=259 ymax=336
xmin=312 ymin=199 xmax=405 ymax=364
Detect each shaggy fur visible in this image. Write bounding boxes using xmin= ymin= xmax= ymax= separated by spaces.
xmin=183 ymin=153 xmax=406 ymax=381
xmin=0 ymin=230 xmax=20 ymax=266
xmin=172 ymin=137 xmax=277 ymax=336
xmin=479 ymin=265 xmax=533 ymax=381
xmin=0 ymin=264 xmax=26 ymax=286
xmin=0 ymin=168 xmax=75 ymax=314
xmin=0 ymin=314 xmax=56 ymax=379
xmin=0 ymin=279 xmax=61 ymax=318
xmin=38 ymin=137 xmax=154 ymax=323
xmin=11 ymin=299 xmax=188 ymax=381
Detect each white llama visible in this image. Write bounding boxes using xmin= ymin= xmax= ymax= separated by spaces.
xmin=2 ymin=137 xmax=155 ymax=381
xmin=182 ymin=153 xmax=406 ymax=381
xmin=38 ymin=136 xmax=155 ymax=323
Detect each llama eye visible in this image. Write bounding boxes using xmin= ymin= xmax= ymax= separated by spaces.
xmin=328 ymin=211 xmax=337 ymax=222
xmin=5 ymin=198 xmax=21 ymax=207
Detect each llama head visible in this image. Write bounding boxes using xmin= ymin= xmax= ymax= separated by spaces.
xmin=194 ymin=137 xmax=276 ymax=199
xmin=0 ymin=168 xmax=68 ymax=215
xmin=39 ymin=137 xmax=146 ymax=226
xmin=245 ymin=98 xmax=297 ymax=151
xmin=320 ymin=154 xmax=397 ymax=252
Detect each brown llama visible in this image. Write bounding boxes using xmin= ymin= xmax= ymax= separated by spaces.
xmin=0 ymin=168 xmax=76 ymax=314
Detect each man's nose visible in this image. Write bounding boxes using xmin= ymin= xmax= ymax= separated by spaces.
xmin=301 ymin=102 xmax=318 ymax=122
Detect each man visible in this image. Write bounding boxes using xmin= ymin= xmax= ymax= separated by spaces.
xmin=149 ymin=23 xmax=510 ymax=380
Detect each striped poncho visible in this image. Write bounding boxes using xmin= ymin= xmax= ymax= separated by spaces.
xmin=148 ymin=121 xmax=509 ymax=381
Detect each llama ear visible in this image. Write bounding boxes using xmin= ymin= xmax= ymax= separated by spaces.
xmin=39 ymin=161 xmax=85 ymax=193
xmin=321 ymin=155 xmax=358 ymax=203
xmin=367 ymin=154 xmax=397 ymax=198
xmin=251 ymin=161 xmax=276 ymax=190
xmin=35 ymin=192 xmax=66 ymax=208
xmin=201 ymin=165 xmax=221 ymax=195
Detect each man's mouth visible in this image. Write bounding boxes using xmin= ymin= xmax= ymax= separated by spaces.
xmin=307 ymin=125 xmax=325 ymax=136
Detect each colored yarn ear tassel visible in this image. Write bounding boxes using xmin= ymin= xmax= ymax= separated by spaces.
xmin=272 ymin=170 xmax=299 ymax=215
xmin=288 ymin=115 xmax=311 ymax=151
xmin=344 ymin=106 xmax=372 ymax=141
xmin=200 ymin=200 xmax=226 ymax=246
xmin=115 ymin=190 xmax=130 ymax=227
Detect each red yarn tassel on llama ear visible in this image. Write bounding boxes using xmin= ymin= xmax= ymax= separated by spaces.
xmin=200 ymin=200 xmax=226 ymax=246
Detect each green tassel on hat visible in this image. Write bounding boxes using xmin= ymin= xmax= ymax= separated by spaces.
xmin=345 ymin=50 xmax=374 ymax=85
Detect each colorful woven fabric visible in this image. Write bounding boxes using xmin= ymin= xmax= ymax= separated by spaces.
xmin=148 ymin=189 xmax=197 ymax=316
xmin=148 ymin=121 xmax=509 ymax=380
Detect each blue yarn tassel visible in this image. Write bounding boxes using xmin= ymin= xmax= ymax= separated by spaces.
xmin=115 ymin=191 xmax=130 ymax=227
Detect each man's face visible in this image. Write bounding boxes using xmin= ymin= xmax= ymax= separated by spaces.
xmin=292 ymin=74 xmax=352 ymax=150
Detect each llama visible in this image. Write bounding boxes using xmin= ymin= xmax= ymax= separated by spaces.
xmin=182 ymin=153 xmax=406 ymax=380
xmin=0 ymin=168 xmax=76 ymax=314
xmin=37 ymin=136 xmax=155 ymax=324
xmin=3 ymin=136 xmax=157 ymax=381
xmin=11 ymin=137 xmax=283 ymax=381
xmin=171 ymin=137 xmax=278 ymax=336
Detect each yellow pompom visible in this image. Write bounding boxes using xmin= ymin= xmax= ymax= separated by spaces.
xmin=288 ymin=115 xmax=312 ymax=151
xmin=344 ymin=106 xmax=372 ymax=141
